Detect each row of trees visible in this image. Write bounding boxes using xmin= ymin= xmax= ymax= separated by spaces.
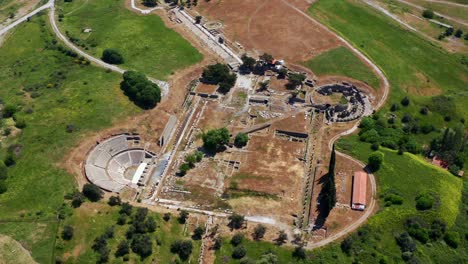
xmin=120 ymin=71 xmax=161 ymax=109
xmin=179 ymin=151 xmax=204 ymax=176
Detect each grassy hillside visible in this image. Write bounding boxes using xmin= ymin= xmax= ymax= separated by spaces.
xmin=310 ymin=0 xmax=468 ymax=122
xmin=56 ymin=0 xmax=203 ymax=80
xmin=303 ymin=46 xmax=381 ymax=89
xmin=0 ymin=13 xmax=139 ymax=262
xmin=55 ymin=203 xmax=201 ymax=263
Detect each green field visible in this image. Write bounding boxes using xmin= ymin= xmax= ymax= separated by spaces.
xmin=57 ymin=0 xmax=203 ymax=80
xmin=0 ymin=13 xmax=139 ymax=262
xmin=55 ymin=203 xmax=201 ymax=263
xmin=303 ymin=46 xmax=381 ymax=89
xmin=310 ymin=0 xmax=468 ymax=122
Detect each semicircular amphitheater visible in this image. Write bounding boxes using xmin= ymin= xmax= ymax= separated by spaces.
xmin=85 ymin=134 xmax=161 ymax=193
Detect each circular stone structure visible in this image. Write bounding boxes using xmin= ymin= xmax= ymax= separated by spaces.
xmin=85 ymin=134 xmax=155 ymax=193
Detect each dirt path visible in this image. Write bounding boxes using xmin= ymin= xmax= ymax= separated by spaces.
xmin=392 ymin=0 xmax=468 ymax=26
xmin=282 ymin=0 xmax=389 ymax=248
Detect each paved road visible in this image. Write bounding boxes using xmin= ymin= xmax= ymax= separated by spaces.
xmin=281 ymin=0 xmax=390 ymax=249
xmin=0 ymin=1 xmax=52 ymax=36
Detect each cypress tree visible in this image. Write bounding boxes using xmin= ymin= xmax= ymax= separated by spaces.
xmin=328 ymin=144 xmax=337 ymax=208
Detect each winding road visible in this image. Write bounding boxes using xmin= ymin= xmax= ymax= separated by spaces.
xmin=280 ymin=0 xmax=388 ymax=248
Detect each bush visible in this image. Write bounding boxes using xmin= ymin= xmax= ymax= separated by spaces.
xmin=82 ymin=183 xmax=103 ymax=202
xmin=178 ymin=210 xmax=189 ymax=224
xmin=120 ymin=71 xmax=161 ymax=109
xmin=202 ymin=128 xmax=230 ymax=152
xmin=0 ymin=161 xmax=8 ymax=181
xmin=163 ymin=213 xmax=171 ymax=222
xmin=2 ymin=105 xmax=17 ymax=118
xmin=61 ymin=225 xmax=74 ymax=240
xmin=231 ymin=233 xmax=244 ymax=246
xmin=213 ymin=236 xmax=222 ymax=250
xmin=170 ymin=239 xmax=193 ymax=260
xmin=232 ymin=245 xmax=247 ymax=259
xmin=415 ymin=193 xmax=435 ymax=210
xmin=396 ymin=232 xmax=416 ymax=253
xmin=14 ymin=118 xmax=26 ymax=129
xmin=119 ymin=202 xmax=133 ymax=216
xmin=0 ymin=181 xmax=7 ymax=194
xmin=234 ymin=133 xmax=249 ymax=148
xmin=422 ymin=9 xmax=434 ymax=19
xmin=131 ymin=234 xmax=153 ymax=258
xmin=292 ymin=246 xmax=306 ymax=259
xmin=444 ymin=231 xmax=460 ymax=248
xmin=115 ymin=240 xmax=130 ymax=257
xmin=368 ymin=151 xmax=384 ymax=171
xmin=384 ymin=193 xmax=404 ymax=206
xmin=108 ymin=196 xmax=121 ymax=206
xmin=101 ymin=49 xmax=124 ymax=64
xmin=192 ymin=226 xmax=205 ymax=240
xmin=401 ymin=96 xmax=410 ymax=106
xmin=253 ymin=224 xmax=266 ymax=240
xmin=228 ymin=213 xmax=245 ymax=229
xmin=71 ymin=192 xmax=85 ymax=208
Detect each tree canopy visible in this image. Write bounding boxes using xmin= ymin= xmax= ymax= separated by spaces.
xmin=102 ymin=49 xmax=124 ymax=64
xmin=201 ymin=63 xmax=237 ymax=94
xmin=82 ymin=183 xmax=103 ymax=202
xmin=202 ymin=128 xmax=230 ymax=152
xmin=120 ymin=71 xmax=161 ymax=109
xmin=234 ymin=133 xmax=249 ymax=148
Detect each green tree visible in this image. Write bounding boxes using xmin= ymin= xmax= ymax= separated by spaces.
xmin=82 ymin=183 xmax=103 ymax=202
xmin=287 ymin=73 xmax=306 ymax=89
xmin=422 ymin=9 xmax=434 ymax=19
xmin=120 ymin=71 xmax=161 ymax=109
xmin=253 ymin=224 xmax=266 ymax=240
xmin=202 ymin=63 xmax=237 ymax=94
xmin=170 ymin=239 xmax=193 ymax=260
xmin=108 ymin=196 xmax=121 ymax=206
xmin=142 ymin=0 xmax=158 ymax=7
xmin=192 ymin=226 xmax=205 ymax=240
xmin=131 ymin=234 xmax=153 ymax=258
xmin=61 ymin=225 xmax=74 ymax=240
xmin=231 ymin=233 xmax=244 ymax=246
xmin=232 ymin=245 xmax=247 ymax=259
xmin=178 ymin=210 xmax=189 ymax=224
xmin=115 ymin=240 xmax=130 ymax=257
xmin=228 ymin=213 xmax=245 ymax=229
xmin=260 ymin=53 xmax=274 ymax=63
xmin=368 ymin=151 xmax=384 ymax=171
xmin=0 ymin=161 xmax=8 ymax=181
xmin=102 ymin=49 xmax=124 ymax=64
xmin=241 ymin=54 xmax=256 ymax=72
xmin=234 ymin=133 xmax=249 ymax=148
xmin=275 ymin=230 xmax=288 ymax=245
xmin=202 ymin=128 xmax=230 ymax=152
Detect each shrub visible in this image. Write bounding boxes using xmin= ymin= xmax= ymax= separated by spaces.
xmin=179 ymin=163 xmax=190 ymax=176
xmin=422 ymin=9 xmax=434 ymax=19
xmin=14 ymin=118 xmax=26 ymax=129
xmin=119 ymin=202 xmax=133 ymax=216
xmin=108 ymin=196 xmax=121 ymax=206
xmin=234 ymin=133 xmax=249 ymax=148
xmin=429 ymin=219 xmax=446 ymax=240
xmin=163 ymin=212 xmax=171 ymax=222
xmin=228 ymin=213 xmax=245 ymax=229
xmin=2 ymin=105 xmax=17 ymax=118
xmin=253 ymin=224 xmax=266 ymax=240
xmin=131 ymin=234 xmax=153 ymax=258
xmin=213 ymin=236 xmax=222 ymax=250
xmin=368 ymin=151 xmax=384 ymax=171
xmin=61 ymin=225 xmax=74 ymax=240
xmin=170 ymin=239 xmax=193 ymax=260
xmin=396 ymin=232 xmax=416 ymax=253
xmin=178 ymin=210 xmax=189 ymax=224
xmin=101 ymin=49 xmax=124 ymax=64
xmin=192 ymin=226 xmax=205 ymax=240
xmin=71 ymin=191 xmax=85 ymax=208
xmin=292 ymin=246 xmax=306 ymax=259
xmin=384 ymin=193 xmax=404 ymax=206
xmin=232 ymin=245 xmax=247 ymax=259
xmin=444 ymin=231 xmax=460 ymax=248
xmin=415 ymin=193 xmax=435 ymax=210
xmin=401 ymin=96 xmax=410 ymax=106
xmin=115 ymin=240 xmax=130 ymax=257
xmin=82 ymin=183 xmax=103 ymax=202
xmin=0 ymin=161 xmax=7 ymax=181
xmin=0 ymin=181 xmax=6 ymax=194
xmin=231 ymin=233 xmax=244 ymax=246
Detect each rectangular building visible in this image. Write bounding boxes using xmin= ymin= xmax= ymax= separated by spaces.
xmin=352 ymin=171 xmax=368 ymax=211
